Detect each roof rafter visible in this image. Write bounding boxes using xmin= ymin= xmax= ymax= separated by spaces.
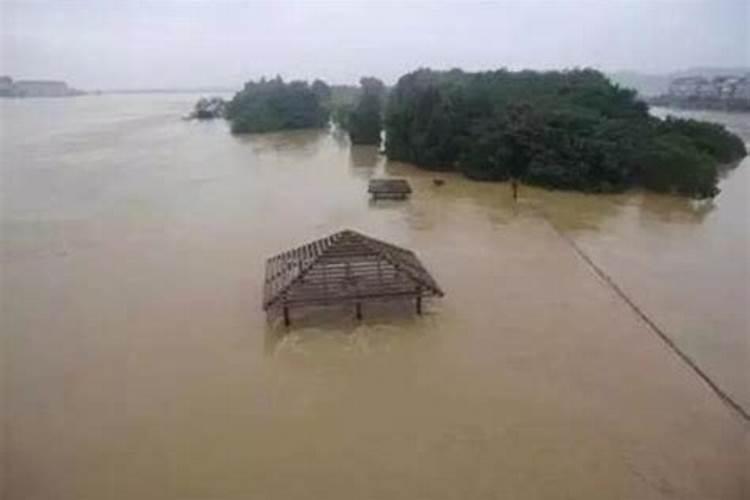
xmin=263 ymin=230 xmax=443 ymax=310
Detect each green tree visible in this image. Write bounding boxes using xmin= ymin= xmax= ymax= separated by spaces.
xmin=385 ymin=68 xmax=746 ymax=198
xmin=311 ymin=79 xmax=332 ymax=103
xmin=226 ymin=77 xmax=329 ymax=134
xmin=348 ymin=77 xmax=385 ymax=145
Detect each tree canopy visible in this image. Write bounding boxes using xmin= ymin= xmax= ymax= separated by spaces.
xmin=348 ymin=77 xmax=385 ymax=145
xmin=385 ymin=68 xmax=746 ymax=198
xmin=226 ymin=77 xmax=329 ymax=134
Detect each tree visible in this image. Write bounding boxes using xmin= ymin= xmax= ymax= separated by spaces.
xmin=311 ymin=79 xmax=332 ymax=103
xmin=225 ymin=77 xmax=329 ymax=134
xmin=385 ymin=68 xmax=746 ymax=198
xmin=348 ymin=77 xmax=385 ymax=145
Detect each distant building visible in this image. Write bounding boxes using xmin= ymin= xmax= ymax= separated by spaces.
xmin=13 ymin=80 xmax=71 ymax=97
xmin=736 ymin=79 xmax=750 ymax=100
xmin=662 ymin=74 xmax=750 ymax=110
xmin=0 ymin=76 xmax=84 ymax=98
xmin=0 ymin=76 xmax=13 ymax=97
xmin=668 ymin=76 xmax=707 ymax=97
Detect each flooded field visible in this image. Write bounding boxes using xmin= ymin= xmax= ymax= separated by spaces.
xmin=1 ymin=95 xmax=748 ymax=499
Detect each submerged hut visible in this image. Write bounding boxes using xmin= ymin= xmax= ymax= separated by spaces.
xmin=368 ymin=178 xmax=412 ymax=200
xmin=263 ymin=230 xmax=444 ymax=325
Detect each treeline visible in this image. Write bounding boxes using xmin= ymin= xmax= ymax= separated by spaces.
xmin=225 ymin=70 xmax=746 ymax=198
xmin=225 ymin=76 xmax=385 ymax=146
xmin=385 ymin=68 xmax=746 ymax=198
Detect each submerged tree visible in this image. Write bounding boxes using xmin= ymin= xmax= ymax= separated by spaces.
xmin=385 ymin=68 xmax=746 ymax=198
xmin=225 ymin=77 xmax=329 ymax=134
xmin=348 ymin=77 xmax=386 ymax=145
xmin=327 ymin=85 xmax=360 ymax=131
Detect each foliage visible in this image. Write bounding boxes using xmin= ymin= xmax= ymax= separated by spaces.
xmin=385 ymin=68 xmax=747 ymax=198
xmin=190 ymin=97 xmax=226 ymax=119
xmin=328 ymin=85 xmax=360 ymax=130
xmin=348 ymin=77 xmax=385 ymax=145
xmin=331 ymin=103 xmax=354 ymax=130
xmin=311 ymin=79 xmax=332 ymax=103
xmin=329 ymin=85 xmax=361 ymax=108
xmin=226 ymin=77 xmax=329 ymax=133
xmin=658 ymin=116 xmax=746 ymax=163
xmin=633 ymin=133 xmax=718 ymax=198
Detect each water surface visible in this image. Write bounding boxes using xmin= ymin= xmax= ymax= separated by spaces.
xmin=1 ymin=96 xmax=748 ymax=499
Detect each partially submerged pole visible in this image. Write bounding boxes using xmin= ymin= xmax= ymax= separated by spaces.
xmin=283 ymin=306 xmax=290 ymax=327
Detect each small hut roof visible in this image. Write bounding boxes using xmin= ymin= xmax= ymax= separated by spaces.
xmin=263 ymin=230 xmax=443 ymax=310
xmin=368 ymin=178 xmax=412 ymax=194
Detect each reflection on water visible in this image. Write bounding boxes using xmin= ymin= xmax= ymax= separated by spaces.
xmin=635 ymin=193 xmax=715 ymax=224
xmin=2 ymin=96 xmax=748 ymax=500
xmin=329 ymin=124 xmax=350 ymax=149
xmin=530 ymin=188 xmax=717 ymax=234
xmin=233 ymin=128 xmax=327 ymax=157
xmin=264 ymin=301 xmax=430 ymax=355
xmin=349 ymin=144 xmax=381 ymax=168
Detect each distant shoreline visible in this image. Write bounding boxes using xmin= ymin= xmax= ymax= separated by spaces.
xmin=647 ymin=97 xmax=750 ymax=114
xmin=0 ymin=87 xmax=236 ymax=98
xmin=0 ymin=76 xmax=84 ymax=98
xmin=95 ymin=88 xmax=236 ymax=95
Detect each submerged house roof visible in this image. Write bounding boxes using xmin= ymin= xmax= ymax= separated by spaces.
xmin=263 ymin=229 xmax=443 ymax=310
xmin=368 ymin=179 xmax=412 ymax=196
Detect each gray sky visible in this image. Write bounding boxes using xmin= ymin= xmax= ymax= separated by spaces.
xmin=1 ymin=0 xmax=747 ymax=89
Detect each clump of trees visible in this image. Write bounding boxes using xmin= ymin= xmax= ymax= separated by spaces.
xmin=225 ymin=77 xmax=329 ymax=134
xmin=347 ymin=77 xmax=386 ymax=145
xmin=189 ymin=97 xmax=226 ymax=119
xmin=385 ymin=68 xmax=746 ymax=198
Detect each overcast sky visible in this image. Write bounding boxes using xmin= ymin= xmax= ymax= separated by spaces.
xmin=1 ymin=0 xmax=747 ymax=89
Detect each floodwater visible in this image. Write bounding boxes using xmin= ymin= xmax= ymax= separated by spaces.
xmin=1 ymin=96 xmax=748 ymax=499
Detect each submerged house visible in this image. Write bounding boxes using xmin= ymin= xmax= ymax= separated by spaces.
xmin=368 ymin=178 xmax=412 ymax=200
xmin=263 ymin=230 xmax=444 ymax=325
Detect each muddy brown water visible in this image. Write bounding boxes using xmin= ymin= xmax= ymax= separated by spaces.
xmin=1 ymin=96 xmax=748 ymax=499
